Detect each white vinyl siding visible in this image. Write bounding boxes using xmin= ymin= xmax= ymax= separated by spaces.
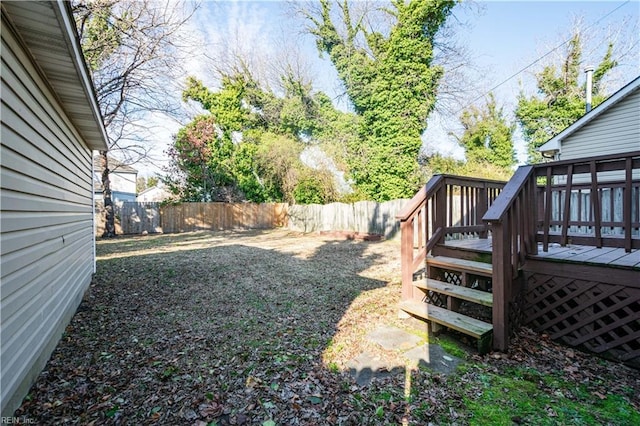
xmin=560 ymin=87 xmax=640 ymax=160
xmin=0 ymin=19 xmax=95 ymax=416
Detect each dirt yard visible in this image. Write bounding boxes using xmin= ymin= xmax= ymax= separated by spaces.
xmin=16 ymin=230 xmax=639 ymax=425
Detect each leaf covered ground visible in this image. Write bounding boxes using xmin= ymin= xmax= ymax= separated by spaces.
xmin=16 ymin=230 xmax=640 ymax=425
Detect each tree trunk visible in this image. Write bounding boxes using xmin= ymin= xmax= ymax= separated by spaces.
xmin=100 ymin=151 xmax=116 ymax=237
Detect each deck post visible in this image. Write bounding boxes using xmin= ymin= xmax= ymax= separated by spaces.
xmin=491 ymin=218 xmax=511 ymax=352
xmin=529 ymin=177 xmax=539 ymax=256
xmin=561 ymin=164 xmax=574 ymax=246
xmin=435 ymin=186 xmax=446 ymax=247
xmin=400 ymin=218 xmax=415 ymax=301
xmin=624 ymin=157 xmax=632 ymax=252
xmin=590 ymin=160 xmax=602 ymax=248
xmin=543 ymin=167 xmax=552 ymax=252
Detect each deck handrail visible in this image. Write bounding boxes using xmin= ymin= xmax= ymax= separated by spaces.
xmin=397 ymin=175 xmax=506 ymax=302
xmin=396 ymin=175 xmax=443 ymax=221
xmin=482 ymin=166 xmax=538 ymax=351
xmin=483 ymin=166 xmax=535 ymax=223
xmin=533 ymin=150 xmax=640 ymax=171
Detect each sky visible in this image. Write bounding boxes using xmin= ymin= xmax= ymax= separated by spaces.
xmin=137 ymin=0 xmax=640 ymax=176
xmin=455 ymin=1 xmax=639 ymax=106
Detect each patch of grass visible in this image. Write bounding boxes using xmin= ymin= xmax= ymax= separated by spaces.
xmin=460 ymin=366 xmax=640 ymax=426
xmin=436 ymin=336 xmax=468 ymax=359
xmin=327 ymin=362 xmax=340 ymax=373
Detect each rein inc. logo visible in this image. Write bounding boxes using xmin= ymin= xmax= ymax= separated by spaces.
xmin=1 ymin=417 xmax=35 ymax=425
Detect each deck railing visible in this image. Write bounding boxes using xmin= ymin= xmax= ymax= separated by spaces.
xmin=534 ymin=151 xmax=640 ymax=252
xmin=396 ymin=175 xmax=505 ymax=301
xmin=482 ymin=150 xmax=640 ymax=350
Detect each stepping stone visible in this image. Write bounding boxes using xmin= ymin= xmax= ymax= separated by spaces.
xmin=366 ymin=325 xmax=422 ymax=351
xmin=346 ymin=351 xmax=404 ymax=386
xmin=402 ymin=344 xmax=461 ymax=375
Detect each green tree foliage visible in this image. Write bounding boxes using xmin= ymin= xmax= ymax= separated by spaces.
xmin=305 ymin=0 xmax=455 ymax=201
xmin=515 ymin=33 xmax=617 ymax=163
xmin=422 ymin=154 xmax=514 ymax=182
xmin=74 ymin=0 xmax=122 ymax=71
xmin=167 ymin=70 xmax=347 ymax=204
xmin=165 ymin=115 xmax=241 ymax=202
xmin=458 ymin=94 xmax=516 ymax=171
xmin=183 ymin=75 xmax=251 ymax=138
xmin=136 ymin=176 xmax=159 ymax=193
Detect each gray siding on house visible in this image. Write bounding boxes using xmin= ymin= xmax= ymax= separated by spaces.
xmin=560 ymin=87 xmax=640 ymax=160
xmin=557 ymin=87 xmax=640 ymax=183
xmin=1 ymin=18 xmax=95 ymax=416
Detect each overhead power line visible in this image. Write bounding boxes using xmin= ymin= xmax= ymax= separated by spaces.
xmin=454 ymin=0 xmax=632 ymax=115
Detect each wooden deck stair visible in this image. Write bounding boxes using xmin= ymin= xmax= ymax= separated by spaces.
xmin=400 ymin=254 xmax=494 ymax=354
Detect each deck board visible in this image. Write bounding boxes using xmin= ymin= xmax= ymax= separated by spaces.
xmin=612 ymin=250 xmax=640 ymax=268
xmin=444 ymin=237 xmax=640 ymax=269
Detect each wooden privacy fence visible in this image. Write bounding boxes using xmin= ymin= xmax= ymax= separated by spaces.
xmin=287 ymin=199 xmax=408 ymax=238
xmin=96 ymin=199 xmax=413 ymax=237
xmin=160 ymin=202 xmax=288 ymax=233
xmin=96 ymin=202 xmax=287 ymax=235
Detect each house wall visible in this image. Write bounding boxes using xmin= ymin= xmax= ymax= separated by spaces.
xmin=557 ymin=87 xmax=640 ymax=183
xmin=560 ymin=87 xmax=640 ymax=159
xmin=1 ymin=18 xmax=95 ymax=416
xmin=109 ymin=171 xmax=137 ymax=200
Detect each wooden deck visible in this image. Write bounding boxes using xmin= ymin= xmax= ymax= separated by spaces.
xmin=397 ymin=155 xmax=639 ymax=357
xmin=444 ymin=237 xmax=640 ymax=269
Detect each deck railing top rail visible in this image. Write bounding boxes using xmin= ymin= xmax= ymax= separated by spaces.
xmin=483 ymin=166 xmax=535 ymax=223
xmin=396 ymin=174 xmax=506 ymax=222
xmin=396 ymin=175 xmax=443 ymax=222
xmin=532 ymin=150 xmax=640 ymax=175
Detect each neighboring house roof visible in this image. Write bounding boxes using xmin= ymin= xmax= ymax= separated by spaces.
xmin=1 ymin=1 xmax=107 ymax=151
xmin=538 ymin=76 xmax=640 ymax=155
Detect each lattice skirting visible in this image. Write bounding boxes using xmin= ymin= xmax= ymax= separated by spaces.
xmin=523 ymin=259 xmax=640 ymax=366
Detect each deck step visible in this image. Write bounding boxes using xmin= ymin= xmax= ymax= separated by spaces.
xmin=413 ymin=278 xmax=493 ymax=307
xmin=427 ymin=255 xmax=492 ymax=277
xmin=399 ymin=300 xmax=493 ymax=354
